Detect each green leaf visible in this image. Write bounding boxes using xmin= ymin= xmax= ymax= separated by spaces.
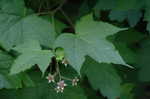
xmin=137 ymin=38 xmax=150 ymax=81
xmin=0 ymin=0 xmax=26 ymax=15
xmin=109 ymin=29 xmax=143 ymax=64
xmin=109 ymin=10 xmax=142 ymax=27
xmin=54 ymin=19 xmax=67 ymax=37
xmin=6 ymin=73 xmax=34 ymax=89
xmin=115 ymin=0 xmax=141 ymax=10
xmin=0 ymin=0 xmax=55 ymax=50
xmin=82 ymin=57 xmax=122 ymax=99
xmin=143 ymin=0 xmax=150 ymax=33
xmin=0 ymin=50 xmax=34 ymax=89
xmin=17 ymin=72 xmax=35 ymax=87
xmin=0 ymin=51 xmax=13 ymax=71
xmin=146 ymin=23 xmax=150 ymax=33
xmin=94 ymin=0 xmax=116 ymax=10
xmin=120 ymin=84 xmax=135 ymax=99
xmin=145 ymin=10 xmax=150 ymax=33
xmin=0 ymin=71 xmax=87 ymax=99
xmin=94 ymin=0 xmax=141 ymax=11
xmin=12 ymin=40 xmax=41 ymax=53
xmin=10 ymin=41 xmax=54 ymax=75
xmin=114 ymin=29 xmax=145 ymax=45
xmin=55 ymin=14 xmax=129 ymax=73
xmin=0 ymin=85 xmax=87 ymax=99
xmin=0 ymin=15 xmax=55 ymax=50
xmin=114 ymin=43 xmax=137 ymax=64
xmin=11 ymin=50 xmax=54 ymax=75
xmin=0 ymin=74 xmax=11 ymax=89
xmin=0 ymin=50 xmax=20 ymax=89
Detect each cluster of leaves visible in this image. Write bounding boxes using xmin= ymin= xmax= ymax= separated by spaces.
xmin=0 ymin=0 xmax=150 ymax=99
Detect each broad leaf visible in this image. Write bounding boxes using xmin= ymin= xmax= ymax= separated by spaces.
xmin=6 ymin=73 xmax=34 ymax=89
xmin=10 ymin=41 xmax=54 ymax=75
xmin=0 ymin=0 xmax=55 ymax=50
xmin=12 ymin=40 xmax=41 ymax=53
xmin=0 ymin=50 xmax=34 ymax=89
xmin=113 ymin=43 xmax=137 ymax=64
xmin=55 ymin=14 xmax=129 ymax=73
xmin=0 ymin=0 xmax=26 ymax=15
xmin=114 ymin=29 xmax=145 ymax=45
xmin=82 ymin=57 xmax=122 ymax=99
xmin=0 ymin=15 xmax=55 ymax=50
xmin=109 ymin=29 xmax=143 ymax=64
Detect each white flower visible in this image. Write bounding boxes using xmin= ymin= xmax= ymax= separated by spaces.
xmin=55 ymin=80 xmax=67 ymax=93
xmin=46 ymin=73 xmax=55 ymax=83
xmin=57 ymin=80 xmax=67 ymax=88
xmin=72 ymin=77 xmax=79 ymax=86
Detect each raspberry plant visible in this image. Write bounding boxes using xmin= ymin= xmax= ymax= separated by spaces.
xmin=0 ymin=0 xmax=150 ymax=99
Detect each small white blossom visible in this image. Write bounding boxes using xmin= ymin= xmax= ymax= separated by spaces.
xmin=55 ymin=80 xmax=67 ymax=93
xmin=46 ymin=73 xmax=55 ymax=83
xmin=72 ymin=77 xmax=79 ymax=86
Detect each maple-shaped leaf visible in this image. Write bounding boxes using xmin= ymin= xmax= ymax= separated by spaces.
xmin=55 ymin=14 xmax=129 ymax=73
xmin=0 ymin=0 xmax=55 ymax=50
xmin=10 ymin=40 xmax=54 ymax=75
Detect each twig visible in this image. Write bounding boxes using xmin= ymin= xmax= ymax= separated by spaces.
xmin=35 ymin=0 xmax=66 ymax=16
xmin=59 ymin=8 xmax=74 ymax=28
xmin=38 ymin=0 xmax=44 ymax=13
xmin=56 ymin=61 xmax=61 ymax=81
xmin=53 ymin=0 xmax=67 ymax=14
xmin=61 ymin=76 xmax=72 ymax=81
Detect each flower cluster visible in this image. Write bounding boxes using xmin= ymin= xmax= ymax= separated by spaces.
xmin=55 ymin=80 xmax=67 ymax=93
xmin=46 ymin=74 xmax=79 ymax=93
xmin=46 ymin=57 xmax=79 ymax=93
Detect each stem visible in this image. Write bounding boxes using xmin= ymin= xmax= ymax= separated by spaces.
xmin=61 ymin=76 xmax=72 ymax=81
xmin=54 ymin=58 xmax=72 ymax=82
xmin=35 ymin=0 xmax=66 ymax=16
xmin=51 ymin=14 xmax=56 ymax=33
xmin=53 ymin=0 xmax=66 ymax=14
xmin=60 ymin=8 xmax=74 ymax=28
xmin=38 ymin=0 xmax=43 ymax=13
xmin=56 ymin=61 xmax=61 ymax=81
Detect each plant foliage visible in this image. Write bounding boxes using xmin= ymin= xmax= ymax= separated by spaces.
xmin=0 ymin=0 xmax=150 ymax=99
